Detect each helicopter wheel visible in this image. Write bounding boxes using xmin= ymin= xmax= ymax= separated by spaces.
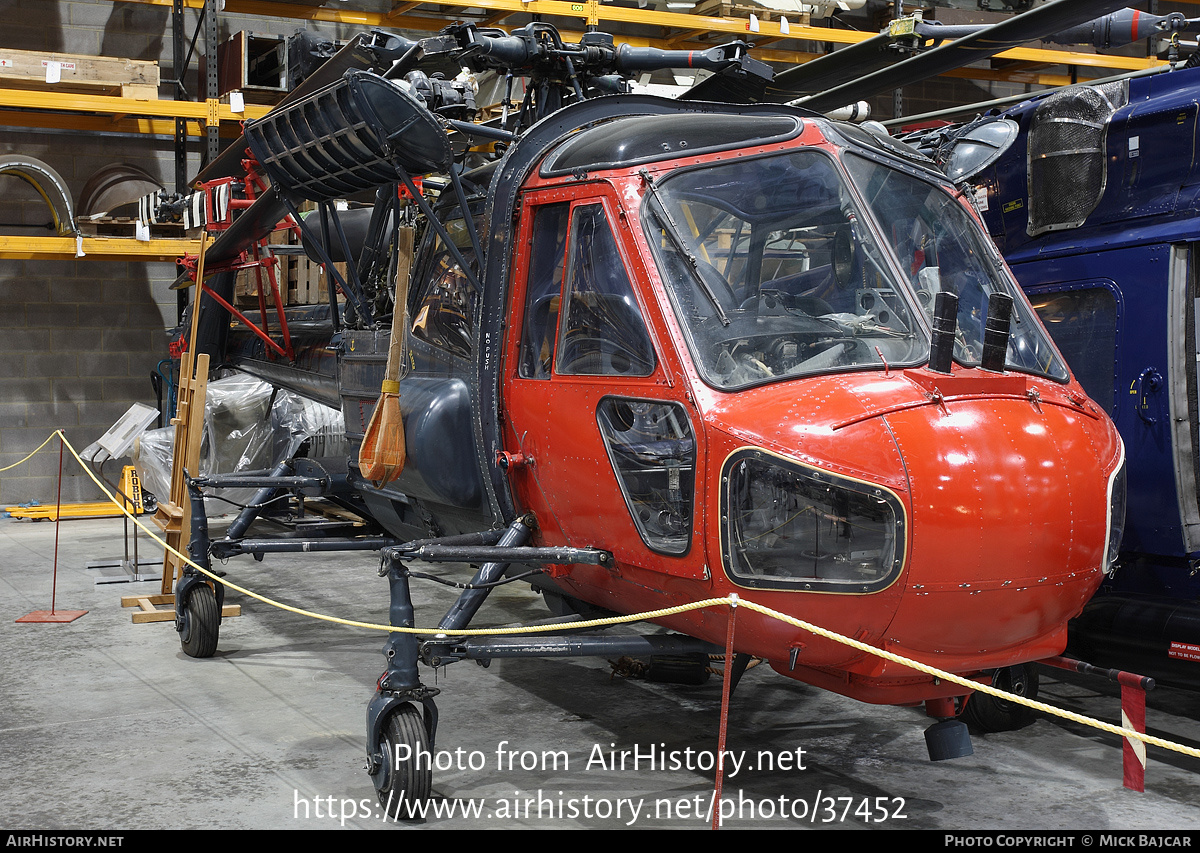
xmin=372 ymin=703 xmax=432 ymax=821
xmin=179 ymin=582 xmax=220 ymax=659
xmin=960 ymin=663 xmax=1040 ymax=733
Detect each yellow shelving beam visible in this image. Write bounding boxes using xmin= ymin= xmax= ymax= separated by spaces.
xmin=0 ymin=89 xmax=271 ymax=125
xmin=0 ymin=236 xmax=202 ymax=262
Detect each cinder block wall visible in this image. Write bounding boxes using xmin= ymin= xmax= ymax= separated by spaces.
xmin=0 ymin=0 xmax=358 ymax=506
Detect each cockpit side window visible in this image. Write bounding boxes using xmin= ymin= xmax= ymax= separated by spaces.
xmin=555 ymin=203 xmax=656 ymax=377
xmin=409 ymin=207 xmax=480 ymax=359
xmin=519 ymin=202 xmax=570 ymax=379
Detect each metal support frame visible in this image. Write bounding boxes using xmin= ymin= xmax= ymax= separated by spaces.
xmin=435 ymin=516 xmax=533 ymax=632
xmin=179 ymin=460 xmax=397 ymax=557
xmin=174 ymin=0 xmax=190 ymax=322
xmin=278 ymin=194 xmax=379 ymax=331
xmin=193 ymin=255 xmax=296 ymax=360
xmin=363 ymin=514 xmax=724 ymax=770
xmin=205 ymin=0 xmax=220 ymax=165
xmin=221 ymin=458 xmax=295 ymax=541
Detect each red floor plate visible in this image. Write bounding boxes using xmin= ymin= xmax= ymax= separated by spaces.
xmin=16 ymin=610 xmax=88 ymax=623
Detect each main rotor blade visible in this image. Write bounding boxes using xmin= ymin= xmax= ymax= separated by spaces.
xmin=681 ymin=28 xmax=898 ymax=103
xmin=687 ymin=0 xmax=1140 ymax=109
xmin=796 ymin=0 xmax=1136 ymax=113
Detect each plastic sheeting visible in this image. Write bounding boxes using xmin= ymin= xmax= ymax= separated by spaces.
xmin=133 ymin=373 xmax=345 ymax=514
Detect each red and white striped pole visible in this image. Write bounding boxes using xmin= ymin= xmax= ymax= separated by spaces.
xmin=1041 ymin=656 xmax=1153 ymax=792
xmin=1120 ymin=673 xmax=1149 ymax=792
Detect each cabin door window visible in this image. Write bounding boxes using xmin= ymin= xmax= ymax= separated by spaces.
xmin=503 ymin=193 xmax=705 ymax=576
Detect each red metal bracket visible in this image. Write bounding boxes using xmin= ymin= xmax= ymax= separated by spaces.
xmin=181 ymin=150 xmax=299 ymax=364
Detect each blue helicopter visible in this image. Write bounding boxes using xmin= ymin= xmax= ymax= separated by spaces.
xmin=897 ymin=8 xmax=1200 ymax=691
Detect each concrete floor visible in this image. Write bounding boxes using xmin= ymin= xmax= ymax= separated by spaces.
xmin=3 ymin=513 xmax=1200 ymax=831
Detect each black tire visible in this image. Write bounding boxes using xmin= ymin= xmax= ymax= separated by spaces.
xmin=646 ymin=654 xmax=711 ymax=686
xmin=961 ymin=664 xmax=1039 ymax=733
xmin=179 ymin=583 xmax=220 ymax=659
xmin=373 ymin=704 xmax=432 ymax=821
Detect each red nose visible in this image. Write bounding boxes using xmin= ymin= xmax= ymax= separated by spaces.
xmin=881 ymin=396 xmax=1110 ymax=662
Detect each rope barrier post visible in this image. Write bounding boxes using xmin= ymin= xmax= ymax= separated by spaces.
xmin=52 ymin=433 xmax=61 ymax=613
xmin=1041 ymin=656 xmax=1156 ymax=791
xmin=1121 ymin=674 xmax=1148 ymax=792
xmin=16 ymin=432 xmax=87 ymax=625
xmin=712 ymin=593 xmax=738 ymax=830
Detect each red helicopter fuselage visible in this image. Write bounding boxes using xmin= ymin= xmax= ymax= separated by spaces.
xmin=495 ymin=109 xmax=1124 ymax=707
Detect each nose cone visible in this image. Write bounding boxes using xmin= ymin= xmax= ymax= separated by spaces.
xmin=882 ymin=392 xmax=1115 ymax=661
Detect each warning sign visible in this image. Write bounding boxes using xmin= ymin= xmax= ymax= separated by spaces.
xmin=1168 ymin=641 xmax=1200 ymax=661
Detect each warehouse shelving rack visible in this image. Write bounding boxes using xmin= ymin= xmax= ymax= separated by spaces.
xmin=0 ymin=0 xmax=1168 ymax=261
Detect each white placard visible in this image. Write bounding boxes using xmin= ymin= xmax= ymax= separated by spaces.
xmin=97 ymin=403 xmax=160 ymax=460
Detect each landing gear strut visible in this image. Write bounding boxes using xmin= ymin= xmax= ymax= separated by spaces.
xmin=364 ymin=515 xmax=724 ymax=812
xmin=175 ymin=480 xmax=222 ymax=658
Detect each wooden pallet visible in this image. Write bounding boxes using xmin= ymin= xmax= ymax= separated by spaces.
xmin=294 ymin=257 xmax=338 ymax=306
xmin=0 ymin=48 xmax=159 ymax=99
xmin=121 ymin=593 xmax=241 ymax=624
xmin=232 ymin=224 xmax=331 ymax=308
xmin=693 ymin=0 xmax=809 ymax=24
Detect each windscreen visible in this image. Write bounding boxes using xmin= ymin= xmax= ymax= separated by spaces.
xmin=642 ymin=150 xmax=928 ymax=390
xmin=843 ymin=153 xmax=1069 ymax=382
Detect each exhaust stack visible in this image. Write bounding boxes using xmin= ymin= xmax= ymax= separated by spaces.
xmin=929 ymin=290 xmax=958 ymax=375
xmin=981 ymin=292 xmax=1014 ymax=373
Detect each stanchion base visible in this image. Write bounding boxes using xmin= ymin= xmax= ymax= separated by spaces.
xmin=924 ymin=719 xmax=974 ymax=761
xmin=16 ymin=609 xmax=88 ymax=623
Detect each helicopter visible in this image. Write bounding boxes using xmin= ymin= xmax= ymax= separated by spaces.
xmin=891 ymin=6 xmax=1200 ymax=695
xmin=161 ymin=0 xmax=1130 ymax=818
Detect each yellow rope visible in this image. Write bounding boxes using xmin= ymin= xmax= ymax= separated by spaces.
xmin=8 ymin=431 xmax=1198 ymax=760
xmin=0 ymin=430 xmax=63 ymax=472
xmin=731 ymin=596 xmax=1200 ymax=759
xmin=53 ymin=430 xmax=724 ymax=635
